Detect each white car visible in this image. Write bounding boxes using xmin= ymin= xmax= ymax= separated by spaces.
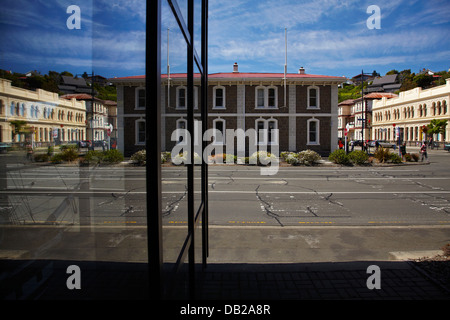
xmin=375 ymin=140 xmax=396 ymax=148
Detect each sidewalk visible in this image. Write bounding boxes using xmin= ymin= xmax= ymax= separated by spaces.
xmin=2 ymin=226 xmax=448 ymax=301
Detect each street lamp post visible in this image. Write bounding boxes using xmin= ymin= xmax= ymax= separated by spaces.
xmin=76 ymin=71 xmax=96 ymax=150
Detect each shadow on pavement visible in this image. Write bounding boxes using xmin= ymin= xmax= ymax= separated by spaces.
xmin=1 ymin=259 xmax=449 ymax=300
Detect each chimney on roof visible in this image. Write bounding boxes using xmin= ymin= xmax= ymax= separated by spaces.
xmin=298 ymin=67 xmax=305 ymax=74
xmin=233 ymin=62 xmax=239 ymax=73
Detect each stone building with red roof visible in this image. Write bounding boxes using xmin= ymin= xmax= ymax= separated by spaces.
xmin=110 ymin=63 xmax=345 ymax=157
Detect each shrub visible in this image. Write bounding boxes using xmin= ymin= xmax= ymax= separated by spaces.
xmin=211 ymin=153 xmax=235 ymax=164
xmin=85 ymin=150 xmax=103 ymax=164
xmin=60 ymin=144 xmax=78 ymax=151
xmin=50 ymin=153 xmax=63 ymax=164
xmin=390 ymin=153 xmax=402 ymax=164
xmin=328 ymin=149 xmax=350 ymax=165
xmin=248 ymin=151 xmax=278 ymax=166
xmin=102 ymin=149 xmax=124 ymax=163
xmin=33 ymin=153 xmax=49 ymax=162
xmin=172 ymin=151 xmax=202 ymax=165
xmin=131 ymin=150 xmax=146 ymax=165
xmin=60 ymin=148 xmax=79 ymax=162
xmin=374 ymin=147 xmax=391 ymax=163
xmin=411 ymin=153 xmax=419 ymax=162
xmin=280 ymin=152 xmax=294 ymax=161
xmin=161 ymin=152 xmax=171 ymax=163
xmin=404 ymin=153 xmax=412 ymax=162
xmin=285 ymin=152 xmax=300 ymax=165
xmin=297 ymin=150 xmax=321 ymax=165
xmin=348 ymin=150 xmax=369 ymax=165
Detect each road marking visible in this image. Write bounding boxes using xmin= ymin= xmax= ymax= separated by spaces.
xmin=228 ymin=221 xmax=267 ymax=224
xmin=103 ymin=221 xmax=137 ymax=224
xmin=298 ymin=221 xmax=333 ymax=224
xmin=368 ymin=221 xmax=407 ymax=224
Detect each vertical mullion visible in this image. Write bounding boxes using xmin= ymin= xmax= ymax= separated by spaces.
xmin=187 ymin=0 xmax=195 ymax=300
xmin=146 ymin=0 xmax=163 ymax=299
xmin=201 ymin=0 xmax=209 ymax=268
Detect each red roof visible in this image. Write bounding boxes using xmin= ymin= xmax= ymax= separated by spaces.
xmin=60 ymin=93 xmax=93 ymax=100
xmin=110 ymin=72 xmax=345 ymax=81
xmin=363 ymin=92 xmax=398 ymax=99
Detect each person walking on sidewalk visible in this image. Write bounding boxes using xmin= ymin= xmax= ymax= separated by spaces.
xmin=400 ymin=142 xmax=407 ymax=161
xmin=420 ymin=142 xmax=428 ymax=162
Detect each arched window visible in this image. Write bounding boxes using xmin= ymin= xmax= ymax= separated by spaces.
xmin=307 ymin=86 xmax=320 ymax=109
xmin=135 ymin=87 xmax=146 ymax=109
xmin=176 ymin=86 xmax=186 ymax=109
xmin=213 ymin=86 xmax=226 ymax=109
xmin=212 ymin=118 xmax=226 ymax=144
xmin=174 ymin=118 xmax=188 ymax=145
xmin=135 ymin=119 xmax=146 ymax=145
xmin=255 ymin=86 xmax=265 ymax=108
xmin=307 ymin=118 xmax=320 ymax=145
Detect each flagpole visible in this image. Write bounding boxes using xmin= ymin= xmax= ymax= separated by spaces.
xmin=284 ymin=27 xmax=287 ymax=108
xmin=167 ymin=28 xmax=170 ymax=108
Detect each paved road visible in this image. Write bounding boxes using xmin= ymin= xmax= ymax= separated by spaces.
xmin=1 ymin=149 xmax=449 ymax=263
xmin=1 ymin=149 xmax=450 ymax=228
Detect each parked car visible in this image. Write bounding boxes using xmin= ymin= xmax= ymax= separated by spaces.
xmin=68 ymin=140 xmax=90 ymax=148
xmin=0 ymin=142 xmax=12 ymax=153
xmin=444 ymin=143 xmax=450 ymax=152
xmin=374 ymin=140 xmax=396 ymax=148
xmin=351 ymin=140 xmax=364 ymax=147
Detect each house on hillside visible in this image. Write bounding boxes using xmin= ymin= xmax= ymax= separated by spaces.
xmin=366 ymin=74 xmax=401 ymax=93
xmin=110 ymin=63 xmax=345 ymax=157
xmin=58 ymin=76 xmax=92 ymax=95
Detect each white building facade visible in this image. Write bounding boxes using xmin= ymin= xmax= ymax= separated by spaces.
xmin=372 ymin=78 xmax=450 ymax=145
xmin=0 ymin=78 xmax=87 ymax=145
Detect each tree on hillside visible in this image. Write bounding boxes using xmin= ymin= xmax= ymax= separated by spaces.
xmin=386 ymin=69 xmax=399 ymax=75
xmin=413 ymin=74 xmax=434 ymax=88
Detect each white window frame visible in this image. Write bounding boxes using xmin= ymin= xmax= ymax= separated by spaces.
xmin=213 ymin=86 xmax=226 ymax=109
xmin=135 ymin=87 xmax=146 ymax=110
xmin=307 ymin=118 xmax=320 ymax=145
xmin=176 ymin=86 xmax=187 ymax=110
xmin=267 ymin=86 xmax=278 ymax=108
xmin=256 ymin=119 xmax=266 ymax=145
xmin=267 ymin=118 xmax=278 ymax=145
xmin=175 ymin=118 xmax=188 ymax=145
xmin=307 ymin=86 xmax=320 ymax=109
xmin=255 ymin=86 xmax=278 ymax=109
xmin=255 ymin=118 xmax=278 ymax=145
xmin=176 ymin=86 xmax=198 ymax=110
xmin=135 ymin=119 xmax=146 ymax=145
xmin=212 ymin=118 xmax=226 ymax=144
xmin=255 ymin=86 xmax=266 ymax=109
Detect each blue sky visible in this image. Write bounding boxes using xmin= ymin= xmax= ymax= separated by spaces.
xmin=0 ymin=0 xmax=449 ymax=79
